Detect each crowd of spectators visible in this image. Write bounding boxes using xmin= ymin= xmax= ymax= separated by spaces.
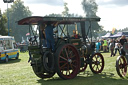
xmin=95 ymin=35 xmax=127 ymax=57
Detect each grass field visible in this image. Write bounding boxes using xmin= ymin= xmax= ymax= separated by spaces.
xmin=0 ymin=52 xmax=128 ymax=85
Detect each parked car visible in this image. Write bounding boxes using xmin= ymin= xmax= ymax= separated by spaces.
xmin=0 ymin=36 xmax=19 ymax=62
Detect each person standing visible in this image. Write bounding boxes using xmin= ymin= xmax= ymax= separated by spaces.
xmin=120 ymin=35 xmax=127 ymax=55
xmin=114 ymin=40 xmax=120 ymax=56
xmin=109 ymin=39 xmax=115 ymax=57
xmin=95 ymin=40 xmax=101 ymax=53
xmin=103 ymin=39 xmax=108 ymax=52
xmin=40 ymin=24 xmax=47 ymax=47
xmin=45 ymin=21 xmax=58 ymax=52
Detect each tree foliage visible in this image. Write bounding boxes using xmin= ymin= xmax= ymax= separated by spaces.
xmin=82 ymin=0 xmax=98 ymax=18
xmin=62 ymin=2 xmax=69 ymax=17
xmin=82 ymin=0 xmax=102 ymax=38
xmin=3 ymin=0 xmax=32 ymax=42
xmin=45 ymin=13 xmax=62 ymax=17
xmin=0 ymin=9 xmax=8 ymax=35
xmin=46 ymin=2 xmax=84 ymax=36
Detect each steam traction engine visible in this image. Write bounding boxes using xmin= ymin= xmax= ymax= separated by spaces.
xmin=18 ymin=16 xmax=104 ymax=80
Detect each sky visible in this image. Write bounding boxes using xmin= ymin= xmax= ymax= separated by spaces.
xmin=0 ymin=0 xmax=128 ymax=31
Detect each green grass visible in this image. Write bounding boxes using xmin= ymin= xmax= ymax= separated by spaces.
xmin=0 ymin=52 xmax=128 ymax=85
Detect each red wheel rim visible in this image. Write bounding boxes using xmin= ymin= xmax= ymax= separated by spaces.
xmin=118 ymin=56 xmax=127 ymax=77
xmin=57 ymin=44 xmax=80 ymax=79
xmin=91 ymin=53 xmax=104 ymax=73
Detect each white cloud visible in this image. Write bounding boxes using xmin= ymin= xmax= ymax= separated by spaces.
xmin=0 ymin=0 xmax=128 ymax=31
xmin=24 ymin=4 xmax=64 ymax=16
xmin=97 ymin=4 xmax=128 ymax=31
xmin=0 ymin=0 xmax=14 ymax=13
xmin=63 ymin=0 xmax=84 ymax=16
xmin=96 ymin=0 xmax=128 ymax=6
xmin=23 ymin=0 xmax=85 ymax=16
xmin=24 ymin=0 xmax=64 ymax=6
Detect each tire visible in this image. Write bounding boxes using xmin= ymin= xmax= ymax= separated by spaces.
xmin=55 ymin=44 xmax=80 ymax=80
xmin=32 ymin=66 xmax=55 ymax=79
xmin=15 ymin=53 xmax=19 ymax=59
xmin=5 ymin=56 xmax=9 ymax=63
xmin=79 ymin=55 xmax=88 ymax=72
xmin=89 ymin=53 xmax=104 ymax=74
xmin=31 ymin=54 xmax=55 ymax=79
xmin=116 ymin=55 xmax=127 ymax=78
xmin=43 ymin=51 xmax=54 ymax=72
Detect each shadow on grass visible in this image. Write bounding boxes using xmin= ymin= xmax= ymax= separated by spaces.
xmin=0 ymin=59 xmax=21 ymax=64
xmin=37 ymin=71 xmax=128 ymax=85
xmin=100 ymin=51 xmax=109 ymax=53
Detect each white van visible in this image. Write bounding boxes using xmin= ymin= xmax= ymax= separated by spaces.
xmin=0 ymin=36 xmax=19 ymax=62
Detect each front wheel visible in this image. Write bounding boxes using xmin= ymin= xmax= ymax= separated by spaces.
xmin=15 ymin=53 xmax=19 ymax=59
xmin=79 ymin=55 xmax=88 ymax=72
xmin=89 ymin=53 xmax=104 ymax=74
xmin=31 ymin=54 xmax=55 ymax=79
xmin=5 ymin=56 xmax=9 ymax=63
xmin=32 ymin=66 xmax=55 ymax=79
xmin=116 ymin=55 xmax=127 ymax=78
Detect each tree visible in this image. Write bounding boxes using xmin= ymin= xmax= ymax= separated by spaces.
xmin=62 ymin=2 xmax=69 ymax=17
xmin=3 ymin=0 xmax=32 ymax=42
xmin=0 ymin=9 xmax=8 ymax=35
xmin=82 ymin=0 xmax=102 ymax=38
xmin=46 ymin=2 xmax=83 ymax=36
xmin=45 ymin=13 xmax=62 ymax=17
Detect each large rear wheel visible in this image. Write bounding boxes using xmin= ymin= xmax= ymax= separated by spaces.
xmin=55 ymin=44 xmax=80 ymax=80
xmin=116 ymin=55 xmax=127 ymax=78
xmin=89 ymin=53 xmax=104 ymax=74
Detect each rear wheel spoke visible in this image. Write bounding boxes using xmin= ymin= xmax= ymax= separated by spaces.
xmin=60 ymin=56 xmax=68 ymax=61
xmin=60 ymin=63 xmax=68 ymax=69
xmin=96 ymin=65 xmax=100 ymax=71
xmin=65 ymin=48 xmax=69 ymax=59
xmin=92 ymin=64 xmax=96 ymax=69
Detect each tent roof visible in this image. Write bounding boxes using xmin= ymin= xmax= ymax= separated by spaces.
xmin=109 ymin=32 xmax=128 ymax=38
xmin=0 ymin=36 xmax=14 ymax=40
xmin=101 ymin=33 xmax=112 ymax=38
